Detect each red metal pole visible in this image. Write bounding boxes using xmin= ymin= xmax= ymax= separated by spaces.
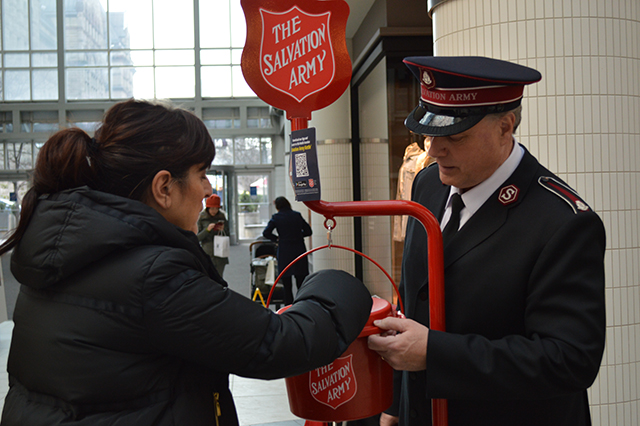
xmin=291 ymin=117 xmax=308 ymax=132
xmin=303 ymin=199 xmax=448 ymax=426
xmin=303 ymin=199 xmax=445 ymax=332
xmin=289 ymin=118 xmax=448 ymax=425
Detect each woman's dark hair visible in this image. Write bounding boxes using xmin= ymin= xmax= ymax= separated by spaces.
xmin=274 ymin=196 xmax=292 ymax=211
xmin=0 ymin=99 xmax=215 ymax=255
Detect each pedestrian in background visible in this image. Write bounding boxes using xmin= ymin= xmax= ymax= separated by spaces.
xmin=197 ymin=194 xmax=229 ymax=276
xmin=262 ymin=196 xmax=312 ymax=305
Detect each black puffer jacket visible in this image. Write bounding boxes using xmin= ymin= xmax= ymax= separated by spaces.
xmin=1 ymin=187 xmax=372 ymax=426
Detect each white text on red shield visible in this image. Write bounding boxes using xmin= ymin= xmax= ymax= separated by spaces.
xmin=309 ymin=355 xmax=357 ymax=409
xmin=262 ymin=13 xmax=328 ymax=90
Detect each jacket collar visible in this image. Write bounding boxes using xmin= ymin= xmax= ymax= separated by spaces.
xmin=441 ymin=147 xmax=540 ymax=268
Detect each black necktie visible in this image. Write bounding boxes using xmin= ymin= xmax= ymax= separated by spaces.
xmin=441 ymin=193 xmax=464 ymax=245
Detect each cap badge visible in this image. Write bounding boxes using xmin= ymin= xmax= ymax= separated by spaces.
xmin=421 ymin=70 xmax=435 ymax=88
xmin=498 ymin=185 xmax=519 ymax=205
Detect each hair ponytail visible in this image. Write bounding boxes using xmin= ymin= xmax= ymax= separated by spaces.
xmin=0 ymin=127 xmax=97 ymax=255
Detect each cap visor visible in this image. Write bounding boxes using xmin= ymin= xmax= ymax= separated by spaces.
xmin=404 ymin=104 xmax=485 ymax=136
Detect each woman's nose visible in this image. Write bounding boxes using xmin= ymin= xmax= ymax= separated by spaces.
xmin=204 ymin=179 xmax=213 ymax=197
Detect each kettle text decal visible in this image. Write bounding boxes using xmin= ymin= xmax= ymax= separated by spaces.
xmin=309 ymin=354 xmax=356 ymax=409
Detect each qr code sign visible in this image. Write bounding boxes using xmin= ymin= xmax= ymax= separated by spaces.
xmin=295 ymin=153 xmax=309 ymax=177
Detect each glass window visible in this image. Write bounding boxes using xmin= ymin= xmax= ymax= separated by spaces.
xmin=66 ymin=67 xmax=109 ymax=100
xmin=155 ymin=66 xmax=194 ymax=98
xmin=21 ymin=110 xmax=59 ymax=133
xmin=153 ymin=0 xmax=193 ymax=49
xmin=4 ymin=53 xmax=29 ymax=67
xmin=66 ymin=109 xmax=104 ymax=132
xmin=2 ymin=0 xmax=29 ymax=51
xmin=1 ymin=0 xmax=261 ymax=101
xmin=109 ymin=0 xmax=152 ymax=49
xmin=6 ymin=142 xmax=34 ymax=170
xmin=201 ymin=66 xmax=232 ymax=98
xmin=260 ymin=137 xmax=272 ymax=164
xmin=66 ymin=51 xmax=109 ymax=66
xmin=200 ymin=0 xmax=230 ymax=48
xmin=236 ymin=173 xmax=270 ymax=240
xmin=201 ymin=49 xmax=232 ymax=66
xmin=229 ymin=0 xmax=246 ymax=48
xmin=232 ymin=65 xmax=255 ymax=97
xmin=130 ymin=66 xmax=155 ymax=98
xmin=128 ymin=50 xmax=153 ymax=66
xmin=32 ymin=52 xmax=57 ymax=67
xmin=203 ymin=107 xmax=240 ymax=129
xmin=0 ymin=112 xmax=13 ymax=134
xmin=155 ymin=50 xmax=194 ymax=66
xmin=247 ymin=107 xmax=272 ymax=129
xmin=64 ymin=0 xmax=108 ymax=50
xmin=212 ymin=138 xmax=233 ymax=165
xmin=231 ymin=48 xmax=242 ymax=65
xmin=110 ymin=67 xmax=135 ymax=99
xmin=31 ymin=0 xmax=57 ymax=50
xmin=5 ymin=70 xmax=30 ymax=100
xmin=32 ymin=69 xmax=58 ymax=100
xmin=235 ymin=137 xmax=261 ymax=165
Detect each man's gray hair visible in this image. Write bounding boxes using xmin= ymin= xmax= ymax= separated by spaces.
xmin=489 ymin=105 xmax=523 ymax=134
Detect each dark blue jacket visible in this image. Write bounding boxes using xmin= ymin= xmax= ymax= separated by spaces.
xmin=263 ymin=208 xmax=312 ymax=277
xmin=394 ymin=147 xmax=606 ymax=426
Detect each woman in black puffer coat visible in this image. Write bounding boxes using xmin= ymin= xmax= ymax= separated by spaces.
xmin=0 ymin=99 xmax=372 ymax=426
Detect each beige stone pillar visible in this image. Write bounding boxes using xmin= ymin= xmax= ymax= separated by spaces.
xmin=429 ymin=0 xmax=640 ymax=423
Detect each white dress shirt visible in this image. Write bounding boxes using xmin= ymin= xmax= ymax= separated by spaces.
xmin=440 ymin=139 xmax=525 ymax=232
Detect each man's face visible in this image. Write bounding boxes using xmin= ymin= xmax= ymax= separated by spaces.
xmin=426 ymin=113 xmax=515 ymax=191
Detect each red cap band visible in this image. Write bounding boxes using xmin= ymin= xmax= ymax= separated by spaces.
xmin=420 ymin=83 xmax=524 ymax=108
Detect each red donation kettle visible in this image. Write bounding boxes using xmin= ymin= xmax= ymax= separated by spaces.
xmin=278 ymin=297 xmax=395 ymax=422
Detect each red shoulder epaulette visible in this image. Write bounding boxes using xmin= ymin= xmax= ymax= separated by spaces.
xmin=538 ymin=176 xmax=591 ymax=213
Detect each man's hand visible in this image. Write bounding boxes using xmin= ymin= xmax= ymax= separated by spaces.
xmin=379 ymin=412 xmax=399 ymax=426
xmin=367 ymin=317 xmax=429 ymax=371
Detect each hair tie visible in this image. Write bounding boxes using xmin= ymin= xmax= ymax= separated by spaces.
xmin=87 ymin=136 xmax=99 ymax=155
xmin=86 ymin=137 xmax=99 ymax=168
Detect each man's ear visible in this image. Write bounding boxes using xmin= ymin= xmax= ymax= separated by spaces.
xmin=149 ymin=170 xmax=174 ymax=210
xmin=499 ymin=112 xmax=516 ymax=139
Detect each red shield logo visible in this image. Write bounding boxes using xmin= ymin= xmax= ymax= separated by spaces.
xmin=498 ymin=184 xmax=519 ymax=205
xmin=309 ymin=354 xmax=357 ymax=409
xmin=241 ymin=0 xmax=351 ymax=120
xmin=260 ymin=7 xmax=334 ymax=102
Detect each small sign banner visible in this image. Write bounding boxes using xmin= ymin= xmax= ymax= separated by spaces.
xmin=309 ymin=354 xmax=357 ymax=409
xmin=290 ymin=127 xmax=321 ymax=201
xmin=241 ymin=0 xmax=351 ymax=120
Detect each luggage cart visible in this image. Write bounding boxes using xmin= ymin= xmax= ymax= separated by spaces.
xmin=249 ymin=238 xmax=285 ymax=310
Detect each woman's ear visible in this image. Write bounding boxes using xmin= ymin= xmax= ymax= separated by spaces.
xmin=149 ymin=170 xmax=174 ymax=210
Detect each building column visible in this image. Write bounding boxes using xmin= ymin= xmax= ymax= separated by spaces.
xmin=300 ymin=90 xmax=357 ymax=276
xmin=429 ymin=0 xmax=640 ymax=423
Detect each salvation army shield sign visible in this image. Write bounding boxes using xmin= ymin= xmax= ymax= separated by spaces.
xmin=260 ymin=7 xmax=334 ymax=103
xmin=241 ymin=0 xmax=351 ymax=120
xmin=309 ymin=354 xmax=357 ymax=409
